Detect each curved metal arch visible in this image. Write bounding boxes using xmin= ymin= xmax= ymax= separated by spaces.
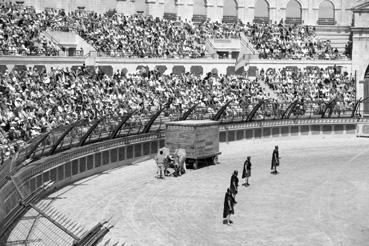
xmin=25 ymin=132 xmax=52 ymax=160
xmin=79 ymin=116 xmax=106 ymax=147
xmin=12 ymin=132 xmax=51 ymax=168
xmin=321 ymin=98 xmax=337 ymax=118
xmin=48 ymin=121 xmax=85 ymax=155
xmin=180 ymin=103 xmax=199 ymax=121
xmin=212 ymin=101 xmax=232 ymax=121
xmin=246 ymin=100 xmax=264 ymax=122
xmin=351 ymin=97 xmax=369 ymax=118
xmin=281 ymin=100 xmax=298 ymax=120
xmin=110 ymin=113 xmax=134 ymax=139
xmin=141 ymin=108 xmax=165 ymax=134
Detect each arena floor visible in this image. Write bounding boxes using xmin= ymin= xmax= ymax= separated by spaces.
xmin=44 ymin=135 xmax=369 ymax=246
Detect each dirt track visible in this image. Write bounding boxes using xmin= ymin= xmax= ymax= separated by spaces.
xmin=36 ymin=136 xmax=369 ymax=245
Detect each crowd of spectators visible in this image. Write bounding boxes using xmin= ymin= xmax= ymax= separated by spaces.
xmin=48 ymin=11 xmax=246 ymax=58
xmin=261 ymin=66 xmax=356 ymax=115
xmin=0 ymin=3 xmax=350 ymax=59
xmin=0 ymin=4 xmax=60 ymax=56
xmin=0 ymin=65 xmax=269 ymax=163
xmin=245 ymin=23 xmax=346 ymax=60
xmin=0 ymin=64 xmax=356 ymax=163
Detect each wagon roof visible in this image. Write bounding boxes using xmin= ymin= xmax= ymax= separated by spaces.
xmin=166 ymin=120 xmax=219 ymax=127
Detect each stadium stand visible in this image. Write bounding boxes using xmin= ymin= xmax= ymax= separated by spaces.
xmin=0 ymin=2 xmax=366 ymax=245
xmin=0 ymin=3 xmax=350 ymax=59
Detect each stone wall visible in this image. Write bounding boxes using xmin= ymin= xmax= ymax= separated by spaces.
xmin=0 ymin=56 xmax=353 ymax=75
xmin=13 ymin=0 xmax=356 ymax=26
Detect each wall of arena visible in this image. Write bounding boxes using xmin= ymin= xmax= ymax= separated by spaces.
xmin=1 ymin=117 xmax=367 ymax=243
xmin=0 ymin=56 xmax=354 ymax=74
xmin=7 ymin=0 xmax=362 ymax=26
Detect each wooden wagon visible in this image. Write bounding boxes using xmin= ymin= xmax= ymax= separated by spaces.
xmin=165 ymin=120 xmax=221 ymax=169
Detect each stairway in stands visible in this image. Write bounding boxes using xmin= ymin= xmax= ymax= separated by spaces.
xmin=315 ymin=25 xmax=351 ymax=52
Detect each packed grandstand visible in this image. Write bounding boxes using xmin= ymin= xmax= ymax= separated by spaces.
xmin=1 ymin=0 xmax=368 ymax=245
xmin=0 ymin=3 xmax=357 ymax=164
xmin=0 ymin=3 xmax=351 ymax=59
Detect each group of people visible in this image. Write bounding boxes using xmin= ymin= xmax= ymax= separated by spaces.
xmin=154 ymin=148 xmax=187 ymax=179
xmin=0 ymin=63 xmax=356 ymax=164
xmin=0 ymin=3 xmax=350 ymax=60
xmin=260 ymin=66 xmax=356 ymax=116
xmin=223 ymin=146 xmax=280 ymax=225
xmin=0 ymin=3 xmax=60 ymax=56
xmin=245 ymin=23 xmax=348 ymax=60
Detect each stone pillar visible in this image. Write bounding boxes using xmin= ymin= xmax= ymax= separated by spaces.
xmin=301 ymin=8 xmax=308 ymax=24
xmin=237 ymin=0 xmax=246 ymax=23
xmin=352 ymin=5 xmax=369 ymax=115
xmin=116 ymin=0 xmax=125 ymax=13
xmin=246 ymin=6 xmax=254 ymax=24
xmin=270 ymin=7 xmax=277 ymax=24
xmin=128 ymin=0 xmax=136 ymax=15
xmin=352 ymin=28 xmax=369 ymax=108
xmin=278 ymin=7 xmax=286 ymax=23
xmin=33 ymin=0 xmax=43 ymax=12
xmin=176 ymin=0 xmax=193 ymax=22
xmin=95 ymin=0 xmax=104 ymax=13
xmin=187 ymin=0 xmax=194 ymax=21
xmin=206 ymin=0 xmax=218 ymax=22
xmin=216 ymin=0 xmax=223 ymax=23
xmin=157 ymin=0 xmax=165 ymax=18
xmin=147 ymin=0 xmax=160 ymax=18
xmin=56 ymin=0 xmax=68 ymax=11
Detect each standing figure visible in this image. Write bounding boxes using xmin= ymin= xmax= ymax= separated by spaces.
xmin=230 ymin=170 xmax=239 ymax=203
xmin=271 ymin=145 xmax=280 ymax=174
xmin=174 ymin=148 xmax=186 ymax=175
xmin=223 ymin=188 xmax=234 ymax=225
xmin=242 ymin=156 xmax=252 ymax=186
xmin=155 ymin=150 xmax=165 ymax=179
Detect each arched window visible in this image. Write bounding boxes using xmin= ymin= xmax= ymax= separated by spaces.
xmin=286 ymin=0 xmax=302 ymax=24
xmin=135 ymin=0 xmax=146 ymax=14
xmin=193 ymin=0 xmax=207 ymax=23
xmin=318 ymin=0 xmax=335 ymax=25
xmin=223 ymin=0 xmax=238 ymax=23
xmin=164 ymin=0 xmax=177 ymax=20
xmin=254 ymin=0 xmax=270 ymax=24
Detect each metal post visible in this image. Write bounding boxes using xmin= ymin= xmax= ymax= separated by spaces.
xmin=29 ymin=204 xmax=80 ymax=241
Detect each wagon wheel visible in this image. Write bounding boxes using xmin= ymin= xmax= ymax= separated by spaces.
xmin=213 ymin=156 xmax=218 ymax=165
xmin=193 ymin=160 xmax=198 ymax=170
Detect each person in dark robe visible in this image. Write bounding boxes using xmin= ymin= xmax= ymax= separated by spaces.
xmin=271 ymin=145 xmax=280 ymax=174
xmin=223 ymin=188 xmax=234 ymax=225
xmin=230 ymin=170 xmax=239 ymax=203
xmin=242 ymin=156 xmax=252 ymax=186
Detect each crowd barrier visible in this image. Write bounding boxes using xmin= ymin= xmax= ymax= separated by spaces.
xmin=1 ymin=117 xmax=368 ymax=243
xmin=0 ymin=56 xmax=353 ymax=76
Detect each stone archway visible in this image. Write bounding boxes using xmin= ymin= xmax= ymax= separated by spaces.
xmin=193 ymin=0 xmax=207 ymax=23
xmin=254 ymin=0 xmax=270 ymax=24
xmin=318 ymin=0 xmax=335 ymax=25
xmin=286 ymin=0 xmax=302 ymax=24
xmin=223 ymin=0 xmax=238 ymax=23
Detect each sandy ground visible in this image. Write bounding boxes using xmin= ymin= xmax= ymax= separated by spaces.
xmin=36 ymin=136 xmax=369 ymax=246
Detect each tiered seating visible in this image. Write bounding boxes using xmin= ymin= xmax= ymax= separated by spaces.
xmin=0 ymin=3 xmax=350 ymax=60
xmin=244 ymin=23 xmax=347 ymax=60
xmin=261 ymin=66 xmax=356 ymax=116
